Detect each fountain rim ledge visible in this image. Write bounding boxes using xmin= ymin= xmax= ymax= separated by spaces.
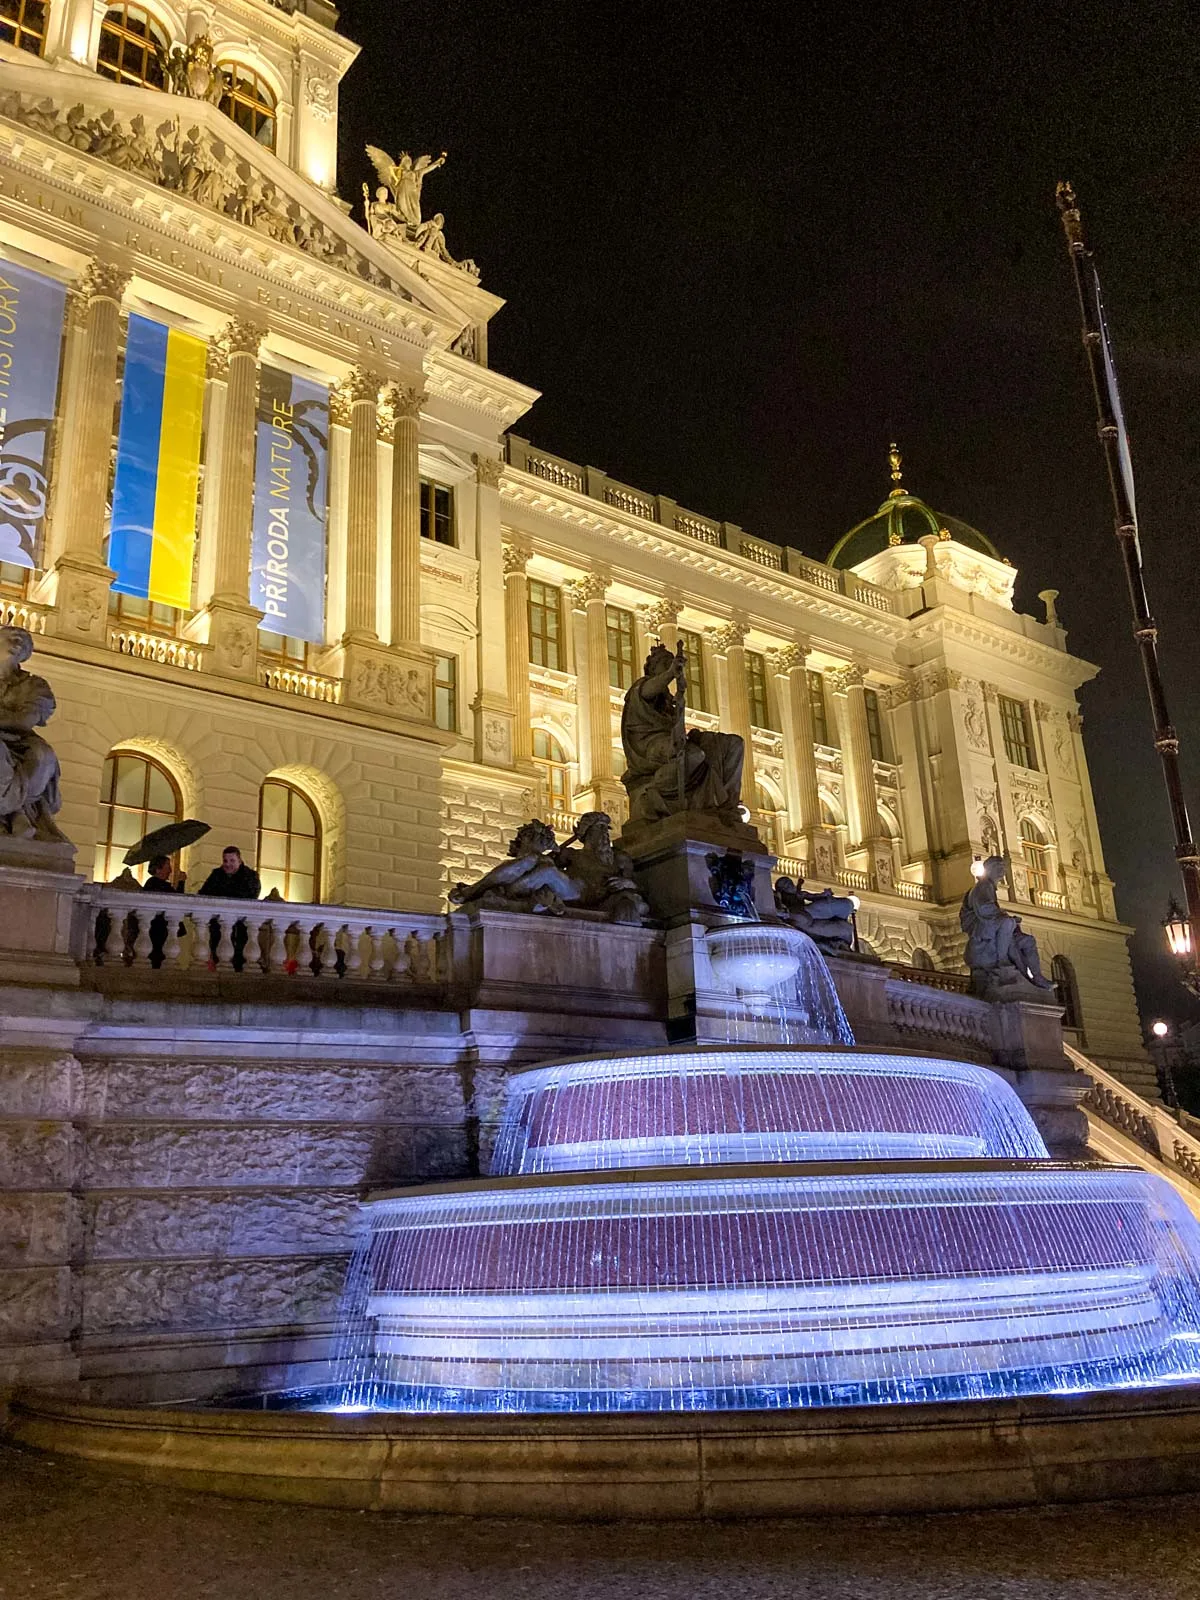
xmin=364 ymin=1156 xmax=1122 ymax=1205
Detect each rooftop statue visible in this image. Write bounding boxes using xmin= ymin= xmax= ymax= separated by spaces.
xmin=0 ymin=625 xmax=67 ymax=843
xmin=449 ymin=820 xmax=581 ymax=916
xmin=620 ymin=642 xmax=745 ymax=828
xmin=363 ymin=147 xmax=480 ymax=278
xmin=366 ymin=146 xmax=446 ymax=231
xmin=960 ymin=855 xmax=1055 ymax=997
xmin=554 ymin=813 xmax=649 ymax=924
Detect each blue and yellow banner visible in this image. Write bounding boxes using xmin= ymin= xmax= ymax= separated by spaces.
xmin=0 ymin=259 xmax=67 ymax=569
xmin=250 ymin=365 xmax=329 ymax=643
xmin=110 ymin=313 xmax=206 ymax=608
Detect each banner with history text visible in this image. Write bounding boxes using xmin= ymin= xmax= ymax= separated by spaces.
xmin=250 ymin=365 xmax=330 ymax=643
xmin=0 ymin=259 xmax=68 ymax=569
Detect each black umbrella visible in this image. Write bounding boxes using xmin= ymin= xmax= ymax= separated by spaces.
xmin=124 ymin=819 xmax=211 ymax=867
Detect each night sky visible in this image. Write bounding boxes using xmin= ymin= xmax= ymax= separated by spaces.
xmin=337 ymin=0 xmax=1200 ymax=1028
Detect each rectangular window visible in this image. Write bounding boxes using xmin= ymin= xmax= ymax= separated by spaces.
xmin=257 ymin=628 xmax=307 ymax=667
xmin=678 ymin=629 xmax=708 ymax=712
xmin=864 ymin=687 xmax=885 ymax=762
xmin=420 ymin=480 xmax=455 ymax=546
xmin=746 ymin=650 xmax=773 ymax=730
xmin=808 ymin=670 xmax=830 ymax=746
xmin=434 ymin=653 xmax=458 ymax=732
xmin=107 ymin=591 xmax=178 ymax=635
xmin=606 ymin=605 xmax=636 ymax=691
xmin=0 ymin=0 xmax=47 ymax=56
xmin=999 ymin=695 xmax=1037 ymax=769
xmin=528 ymin=579 xmax=563 ymax=670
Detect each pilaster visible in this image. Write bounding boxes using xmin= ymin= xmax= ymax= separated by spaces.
xmin=772 ymin=639 xmax=835 ymax=873
xmin=569 ymin=568 xmax=624 ymax=816
xmin=712 ymin=618 xmax=754 ymax=766
xmin=472 ymin=455 xmax=515 ymax=769
xmin=502 ymin=540 xmax=535 ymax=768
xmin=831 ymin=661 xmax=890 ymax=885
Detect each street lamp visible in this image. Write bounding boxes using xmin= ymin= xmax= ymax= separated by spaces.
xmin=1163 ymin=898 xmax=1200 ymax=995
xmin=1152 ymin=1019 xmax=1170 ymax=1040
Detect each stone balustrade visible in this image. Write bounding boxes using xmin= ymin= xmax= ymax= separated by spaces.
xmin=1065 ymin=1041 xmax=1200 ymax=1197
xmin=81 ymin=885 xmax=449 ymax=987
xmin=885 ymin=974 xmax=994 ymax=1055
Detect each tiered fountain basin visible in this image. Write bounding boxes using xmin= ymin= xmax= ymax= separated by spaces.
xmin=342 ymin=1046 xmax=1200 ymax=1415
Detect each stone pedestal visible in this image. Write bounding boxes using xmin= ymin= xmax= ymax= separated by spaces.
xmin=184 ymin=597 xmax=260 ymax=682
xmin=989 ymin=993 xmax=1088 ymax=1158
xmin=621 ymin=813 xmax=773 ymax=926
xmin=0 ymin=847 xmax=83 ymax=986
xmin=40 ymin=557 xmax=113 ymax=647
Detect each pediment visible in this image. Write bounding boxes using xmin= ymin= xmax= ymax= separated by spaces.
xmin=0 ymin=54 xmax=489 ymax=337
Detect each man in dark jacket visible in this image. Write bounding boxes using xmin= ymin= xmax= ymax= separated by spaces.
xmin=199 ymin=847 xmax=261 ymax=970
xmin=199 ymin=846 xmax=261 ymax=899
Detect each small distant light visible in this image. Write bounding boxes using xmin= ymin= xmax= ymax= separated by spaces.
xmin=849 ymin=894 xmax=861 ymax=913
xmin=1152 ymin=1020 xmax=1170 ymax=1039
xmin=971 ymin=860 xmax=987 ymax=879
xmin=738 ymin=805 xmax=751 ymax=823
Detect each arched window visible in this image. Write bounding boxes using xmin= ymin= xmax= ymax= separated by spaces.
xmin=96 ymin=4 xmax=169 ymax=89
xmin=910 ymin=947 xmax=936 ymax=971
xmin=0 ymin=0 xmax=47 ymax=55
xmin=532 ymin=729 xmax=570 ymax=813
xmin=1019 ymin=818 xmax=1051 ymax=899
xmin=218 ymin=63 xmax=277 ymax=149
xmin=1051 ymin=954 xmax=1083 ymax=1033
xmin=257 ymin=779 xmax=320 ymax=903
xmin=94 ymin=750 xmax=181 ymax=883
xmin=755 ymin=782 xmax=785 ymax=853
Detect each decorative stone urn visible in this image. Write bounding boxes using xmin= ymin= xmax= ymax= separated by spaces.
xmin=705 ymin=923 xmax=805 ymax=1004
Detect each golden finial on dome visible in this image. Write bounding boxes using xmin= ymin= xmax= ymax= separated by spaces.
xmin=888 ymin=441 xmax=905 ymax=500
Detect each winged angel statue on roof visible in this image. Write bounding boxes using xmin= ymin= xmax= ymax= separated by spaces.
xmin=363 ymin=146 xmax=480 ymax=278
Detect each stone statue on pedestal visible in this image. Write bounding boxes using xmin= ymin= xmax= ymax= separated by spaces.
xmin=554 ymin=813 xmax=649 ymax=924
xmin=0 ymin=626 xmax=67 ymax=843
xmin=960 ymin=856 xmax=1055 ymax=996
xmin=621 ymin=643 xmax=745 ymax=827
xmin=449 ymin=820 xmax=581 ymax=916
xmin=774 ymin=875 xmax=856 ymax=953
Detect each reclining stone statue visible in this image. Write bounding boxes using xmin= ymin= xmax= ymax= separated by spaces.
xmin=774 ymin=875 xmax=856 ymax=953
xmin=553 ymin=812 xmax=649 ymax=924
xmin=620 ymin=642 xmax=745 ymax=828
xmin=960 ymin=855 xmax=1055 ymax=997
xmin=0 ymin=625 xmax=68 ymax=843
xmin=449 ymin=820 xmax=581 ymax=915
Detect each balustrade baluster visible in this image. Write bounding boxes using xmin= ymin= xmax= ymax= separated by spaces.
xmin=263 ymin=918 xmax=286 ymax=975
xmin=366 ymin=928 xmax=386 ymax=980
xmin=343 ymin=923 xmax=363 ymax=979
xmin=214 ymin=915 xmax=235 ymax=970
xmin=162 ymin=911 xmax=182 ymax=970
xmin=131 ymin=910 xmax=154 ymax=969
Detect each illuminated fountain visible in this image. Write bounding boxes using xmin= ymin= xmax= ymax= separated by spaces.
xmin=334 ymin=932 xmax=1200 ymax=1414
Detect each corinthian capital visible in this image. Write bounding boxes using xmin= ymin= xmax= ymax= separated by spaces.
xmin=76 ymin=259 xmax=130 ymax=306
xmin=712 ymin=619 xmax=749 ymax=654
xmin=566 ymin=569 xmax=611 ymax=608
xmin=642 ymin=594 xmax=681 ymax=635
xmin=218 ymin=318 xmax=267 ymax=359
xmin=771 ymin=642 xmax=809 ymax=675
xmin=828 ymin=662 xmax=865 ymax=695
xmin=501 ymin=540 xmax=530 ymax=579
xmin=383 ymin=381 xmax=426 ymax=423
xmin=339 ymin=366 xmax=386 ymax=407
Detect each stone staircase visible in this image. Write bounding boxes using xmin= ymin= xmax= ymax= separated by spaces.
xmin=1065 ymin=1042 xmax=1200 ymax=1216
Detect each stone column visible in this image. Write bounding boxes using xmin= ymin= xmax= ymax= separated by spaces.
xmin=341 ymin=366 xmax=384 ymax=644
xmin=384 ymin=381 xmax=425 ymax=650
xmin=318 ymin=369 xmax=434 ymax=724
xmin=43 ymin=260 xmax=129 ymax=646
xmin=473 ymin=455 xmax=515 ymax=768
xmin=570 ymin=568 xmax=624 ymax=816
xmin=713 ymin=618 xmax=754 ymax=761
xmin=772 ymin=640 xmax=837 ymax=877
xmin=503 ymin=540 xmax=534 ymax=767
xmin=831 ymin=661 xmax=891 ymax=886
xmin=187 ymin=319 xmax=266 ymax=681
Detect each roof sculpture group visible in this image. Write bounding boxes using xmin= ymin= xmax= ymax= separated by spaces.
xmin=363 ymin=146 xmax=480 ymax=278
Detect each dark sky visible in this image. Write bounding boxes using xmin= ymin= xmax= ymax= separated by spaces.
xmin=337 ymin=0 xmax=1200 ymax=1029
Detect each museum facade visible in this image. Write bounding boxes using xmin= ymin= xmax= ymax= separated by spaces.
xmin=0 ymin=0 xmax=1148 ymax=1088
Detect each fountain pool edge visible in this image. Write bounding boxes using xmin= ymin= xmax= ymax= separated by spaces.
xmin=10 ymin=1383 xmax=1200 ymax=1518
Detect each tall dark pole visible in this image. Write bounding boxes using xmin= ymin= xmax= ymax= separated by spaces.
xmin=1056 ymin=182 xmax=1200 ymax=963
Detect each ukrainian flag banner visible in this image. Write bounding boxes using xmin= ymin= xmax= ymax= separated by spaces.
xmin=109 ymin=314 xmax=206 ymax=608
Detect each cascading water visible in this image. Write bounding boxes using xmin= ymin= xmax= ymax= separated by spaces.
xmin=330 ymin=928 xmax=1200 ymax=1414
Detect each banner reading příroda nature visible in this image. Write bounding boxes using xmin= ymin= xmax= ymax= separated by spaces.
xmin=251 ymin=365 xmax=330 ymax=644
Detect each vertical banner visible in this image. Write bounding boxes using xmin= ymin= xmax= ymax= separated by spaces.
xmin=0 ymin=259 xmax=67 ymax=570
xmin=250 ymin=365 xmax=330 ymax=642
xmin=110 ymin=313 xmax=206 ymax=608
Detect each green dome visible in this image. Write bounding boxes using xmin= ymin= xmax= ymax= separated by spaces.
xmin=827 ymin=446 xmax=1002 ymax=570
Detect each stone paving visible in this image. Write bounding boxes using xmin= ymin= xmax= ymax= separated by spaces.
xmin=1 ymin=1443 xmax=1197 ymax=1600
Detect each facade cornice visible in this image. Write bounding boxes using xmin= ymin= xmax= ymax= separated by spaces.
xmin=905 ymin=609 xmax=1098 ymax=690
xmin=499 ymin=470 xmax=907 ymax=649
xmin=426 ymin=350 xmax=539 ymax=431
